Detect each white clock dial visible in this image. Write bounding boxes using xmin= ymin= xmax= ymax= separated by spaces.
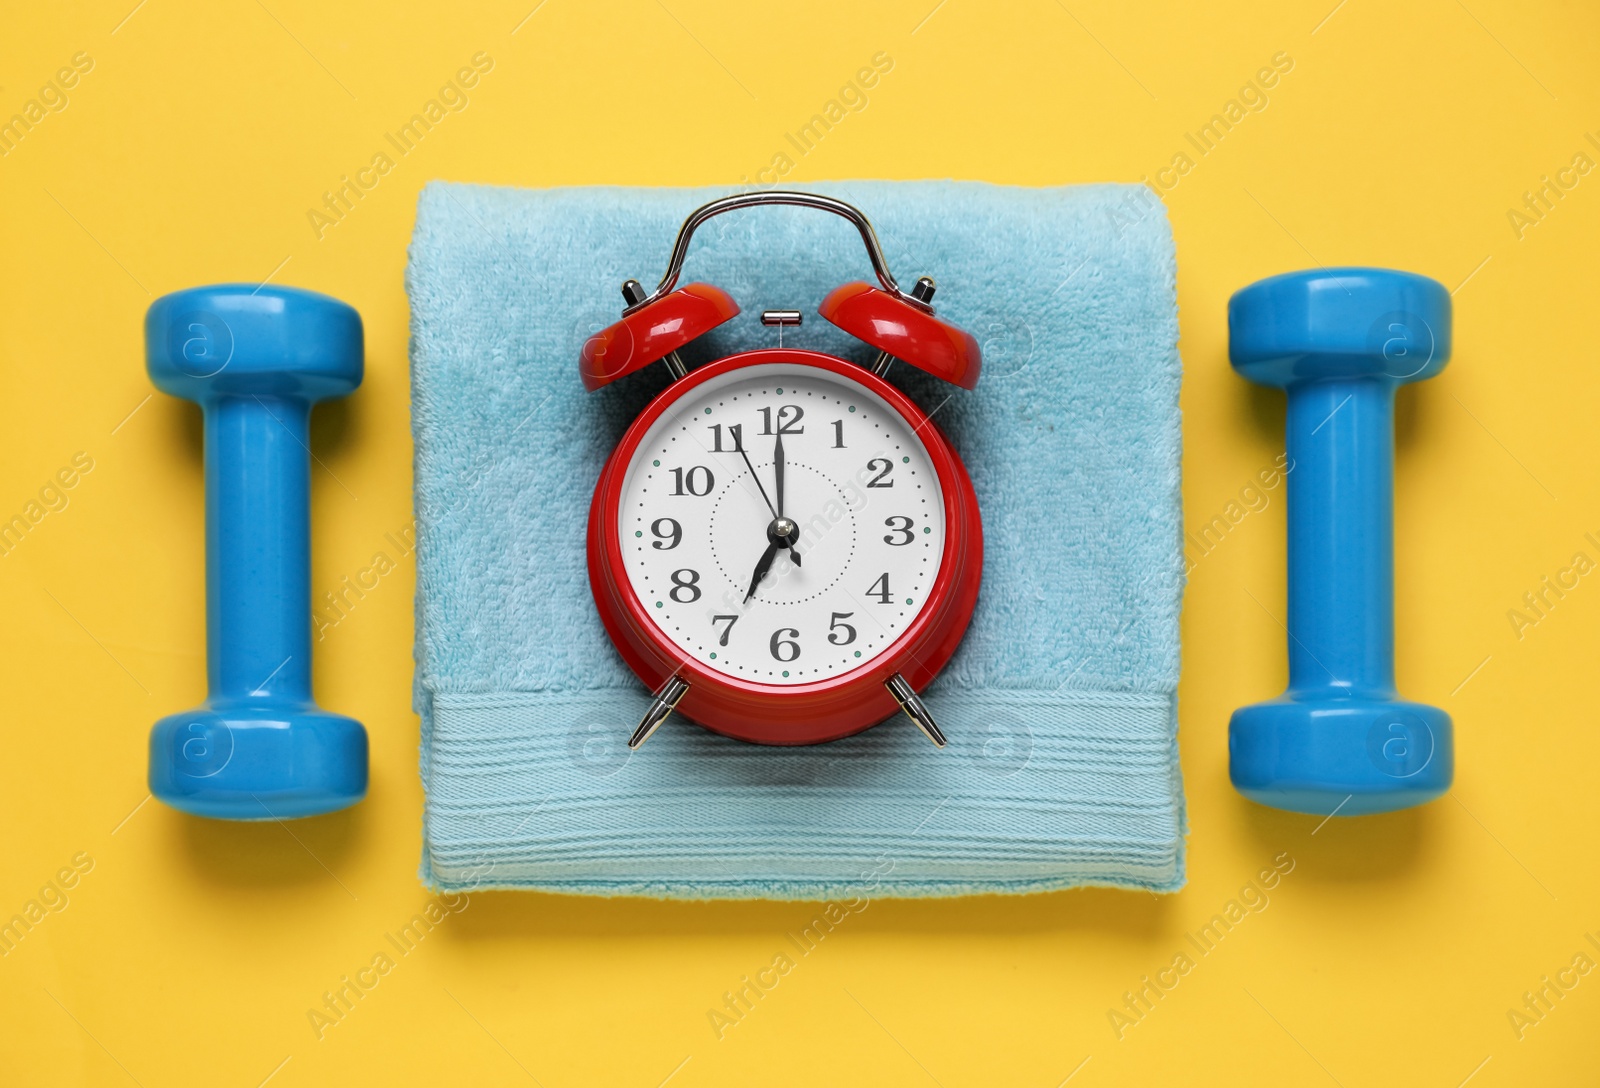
xmin=617 ymin=362 xmax=946 ymax=685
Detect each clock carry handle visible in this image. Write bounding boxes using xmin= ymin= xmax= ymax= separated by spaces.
xmin=634 ymin=191 xmax=916 ymax=311
xmin=578 ymin=191 xmax=982 ymax=392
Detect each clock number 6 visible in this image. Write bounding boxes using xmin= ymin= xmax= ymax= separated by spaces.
xmin=669 ymin=569 xmax=701 ymax=603
xmin=769 ymin=628 xmax=801 ymax=662
xmin=827 ymin=612 xmax=857 ymax=645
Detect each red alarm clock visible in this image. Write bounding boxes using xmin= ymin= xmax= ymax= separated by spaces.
xmin=581 ymin=193 xmax=983 ymax=749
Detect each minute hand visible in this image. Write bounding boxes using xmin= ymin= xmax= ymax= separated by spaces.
xmin=774 ymin=433 xmax=799 ymax=565
xmin=737 ymin=438 xmax=778 ymax=522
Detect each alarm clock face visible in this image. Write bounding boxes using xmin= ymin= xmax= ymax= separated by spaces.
xmin=616 ymin=362 xmax=947 ymax=686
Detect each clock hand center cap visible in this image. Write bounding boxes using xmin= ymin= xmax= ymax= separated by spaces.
xmin=768 ymin=518 xmax=798 ymax=547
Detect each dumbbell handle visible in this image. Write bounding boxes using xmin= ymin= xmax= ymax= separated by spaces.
xmin=205 ymin=395 xmax=313 ymax=703
xmin=1284 ymin=378 xmax=1395 ymax=700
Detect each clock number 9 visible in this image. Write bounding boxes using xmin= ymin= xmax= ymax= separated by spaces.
xmin=650 ymin=518 xmax=682 ymax=550
xmin=670 ymin=466 xmax=715 ymax=497
xmin=883 ymin=516 xmax=914 ymax=546
xmin=669 ymin=569 xmax=701 ymax=603
xmin=769 ymin=628 xmax=801 ymax=662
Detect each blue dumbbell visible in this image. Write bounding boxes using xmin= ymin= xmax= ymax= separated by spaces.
xmin=146 ymin=285 xmax=367 ymax=820
xmin=1228 ymin=268 xmax=1454 ymax=816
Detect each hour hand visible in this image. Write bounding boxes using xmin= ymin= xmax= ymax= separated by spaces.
xmin=744 ymin=540 xmax=781 ymax=603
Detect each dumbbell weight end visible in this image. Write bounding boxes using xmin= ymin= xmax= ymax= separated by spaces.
xmin=149 ymin=706 xmax=367 ymax=820
xmin=1230 ymin=699 xmax=1453 ymax=816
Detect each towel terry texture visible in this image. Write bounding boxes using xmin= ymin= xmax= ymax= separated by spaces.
xmin=407 ymin=180 xmax=1185 ymax=899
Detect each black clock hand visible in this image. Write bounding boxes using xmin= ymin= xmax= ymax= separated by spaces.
xmin=774 ymin=433 xmax=800 ymax=566
xmin=774 ymin=433 xmax=785 ymax=517
xmin=744 ymin=539 xmax=781 ymax=603
xmin=737 ymin=444 xmax=779 ymax=522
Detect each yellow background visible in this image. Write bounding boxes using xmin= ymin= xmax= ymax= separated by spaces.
xmin=2 ymin=1 xmax=1597 ymax=1084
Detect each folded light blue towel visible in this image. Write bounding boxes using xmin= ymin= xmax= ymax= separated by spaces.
xmin=408 ymin=180 xmax=1185 ymax=898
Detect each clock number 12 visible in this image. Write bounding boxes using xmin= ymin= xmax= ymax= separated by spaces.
xmin=759 ymin=405 xmax=805 ymax=435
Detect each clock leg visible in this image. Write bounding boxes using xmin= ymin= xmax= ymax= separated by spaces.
xmin=885 ymin=674 xmax=947 ymax=748
xmin=629 ymin=674 xmax=691 ymax=750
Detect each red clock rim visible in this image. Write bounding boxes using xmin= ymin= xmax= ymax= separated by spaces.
xmin=588 ymin=348 xmax=979 ymax=737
